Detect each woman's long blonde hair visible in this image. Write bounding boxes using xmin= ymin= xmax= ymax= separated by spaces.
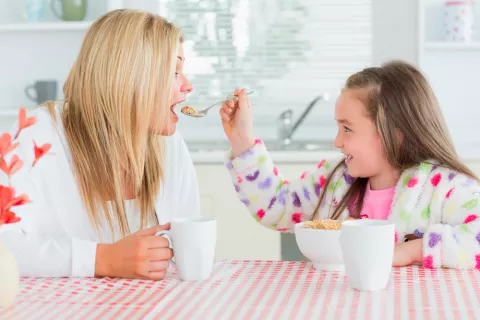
xmin=49 ymin=10 xmax=183 ymax=237
xmin=313 ymin=61 xmax=478 ymax=220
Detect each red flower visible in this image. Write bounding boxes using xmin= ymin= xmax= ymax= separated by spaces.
xmin=431 ymin=173 xmax=442 ymax=187
xmin=0 ymin=107 xmax=47 ymax=227
xmin=15 ymin=108 xmax=37 ymax=139
xmin=423 ymin=255 xmax=434 ymax=269
xmin=0 ymin=154 xmax=23 ymax=176
xmin=407 ymin=177 xmax=418 ymax=188
xmin=0 ymin=133 xmax=19 ymax=158
xmin=317 ymin=159 xmax=326 ymax=169
xmin=0 ymin=211 xmax=21 ymax=224
xmin=446 ymin=188 xmax=455 ymax=199
xmin=464 ymin=214 xmax=478 ymax=224
xmin=0 ymin=186 xmax=30 ymax=226
xmin=32 ymin=141 xmax=52 ymax=166
xmin=256 ymin=209 xmax=265 ymax=220
xmin=273 ymin=166 xmax=278 ymax=176
xmin=0 ymin=186 xmax=30 ymax=212
xmin=319 ymin=176 xmax=327 ymax=188
xmin=292 ymin=212 xmax=302 ymax=223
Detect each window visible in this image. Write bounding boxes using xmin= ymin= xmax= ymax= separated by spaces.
xmin=160 ymin=0 xmax=372 ymax=138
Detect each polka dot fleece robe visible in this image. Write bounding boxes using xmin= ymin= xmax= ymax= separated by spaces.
xmin=225 ymin=139 xmax=480 ymax=270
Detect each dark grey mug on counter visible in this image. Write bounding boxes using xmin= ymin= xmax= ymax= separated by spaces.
xmin=25 ymin=80 xmax=57 ymax=104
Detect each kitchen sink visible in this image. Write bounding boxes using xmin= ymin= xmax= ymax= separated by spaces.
xmin=185 ymin=140 xmax=336 ymax=152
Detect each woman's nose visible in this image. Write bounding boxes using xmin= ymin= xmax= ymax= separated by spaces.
xmin=181 ymin=77 xmax=193 ymax=94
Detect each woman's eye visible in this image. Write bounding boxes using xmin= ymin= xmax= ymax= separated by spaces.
xmin=344 ymin=126 xmax=351 ymax=132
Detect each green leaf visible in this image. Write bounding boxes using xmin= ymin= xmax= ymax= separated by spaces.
xmin=460 ymin=224 xmax=470 ymax=233
xmin=402 ymin=175 xmax=412 ymax=187
xmin=462 ymin=199 xmax=478 ymax=209
xmin=323 ymin=161 xmax=330 ymax=169
xmin=421 ymin=206 xmax=430 ymax=220
xmin=419 ymin=163 xmax=433 ymax=174
xmin=276 ymin=180 xmax=284 ymax=191
xmin=257 ymin=155 xmax=267 ymax=166
xmin=328 ymin=182 xmax=336 ymax=192
xmin=400 ymin=210 xmax=411 ymax=223
xmin=334 ymin=179 xmax=345 ymax=192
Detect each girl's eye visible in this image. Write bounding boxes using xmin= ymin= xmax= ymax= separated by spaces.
xmin=344 ymin=126 xmax=351 ymax=132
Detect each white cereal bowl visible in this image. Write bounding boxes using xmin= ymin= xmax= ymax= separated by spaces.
xmin=294 ymin=222 xmax=344 ymax=271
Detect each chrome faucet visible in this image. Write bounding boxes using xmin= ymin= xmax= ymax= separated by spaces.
xmin=277 ymin=93 xmax=330 ymax=146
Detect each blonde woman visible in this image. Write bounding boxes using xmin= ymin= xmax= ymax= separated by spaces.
xmin=0 ymin=10 xmax=199 ymax=280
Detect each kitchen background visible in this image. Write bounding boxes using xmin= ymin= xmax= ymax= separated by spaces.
xmin=0 ymin=0 xmax=479 ymax=261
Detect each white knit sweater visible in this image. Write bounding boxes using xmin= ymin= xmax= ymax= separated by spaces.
xmin=0 ymin=105 xmax=200 ymax=277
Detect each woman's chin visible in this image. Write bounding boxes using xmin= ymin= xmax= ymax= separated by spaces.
xmin=159 ymin=125 xmax=177 ymax=136
xmin=148 ymin=123 xmax=177 ymax=136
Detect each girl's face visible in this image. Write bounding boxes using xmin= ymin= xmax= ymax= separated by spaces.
xmin=334 ymin=90 xmax=398 ymax=189
xmin=155 ymin=44 xmax=193 ymax=136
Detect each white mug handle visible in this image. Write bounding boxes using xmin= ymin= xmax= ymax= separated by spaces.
xmin=155 ymin=230 xmax=177 ymax=269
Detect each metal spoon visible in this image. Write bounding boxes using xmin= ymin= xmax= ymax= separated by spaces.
xmin=181 ymin=91 xmax=254 ymax=118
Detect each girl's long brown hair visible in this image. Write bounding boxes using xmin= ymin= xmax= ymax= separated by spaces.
xmin=313 ymin=61 xmax=478 ymax=220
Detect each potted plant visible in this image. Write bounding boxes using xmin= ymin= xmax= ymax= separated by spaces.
xmin=0 ymin=108 xmax=51 ymax=309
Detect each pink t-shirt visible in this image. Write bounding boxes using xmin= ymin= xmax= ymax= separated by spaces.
xmin=348 ymin=182 xmax=396 ymax=220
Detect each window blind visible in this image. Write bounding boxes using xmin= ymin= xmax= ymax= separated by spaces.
xmin=157 ymin=0 xmax=372 ymax=128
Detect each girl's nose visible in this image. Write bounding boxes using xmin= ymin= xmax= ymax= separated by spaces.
xmin=334 ymin=134 xmax=343 ymax=149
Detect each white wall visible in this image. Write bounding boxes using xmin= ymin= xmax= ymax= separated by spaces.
xmin=372 ymin=0 xmax=418 ymax=66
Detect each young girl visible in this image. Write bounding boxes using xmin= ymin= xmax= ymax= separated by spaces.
xmin=0 ymin=10 xmax=199 ymax=280
xmin=220 ymin=61 xmax=480 ymax=269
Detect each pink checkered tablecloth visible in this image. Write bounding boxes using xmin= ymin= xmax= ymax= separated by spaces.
xmin=1 ymin=260 xmax=479 ymax=319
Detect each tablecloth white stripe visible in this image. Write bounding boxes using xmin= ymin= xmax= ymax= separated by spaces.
xmin=1 ymin=261 xmax=479 ymax=320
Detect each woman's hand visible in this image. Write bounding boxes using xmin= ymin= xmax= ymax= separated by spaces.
xmin=393 ymin=239 xmax=423 ymax=267
xmin=220 ymin=88 xmax=255 ymax=158
xmin=95 ymin=224 xmax=172 ymax=280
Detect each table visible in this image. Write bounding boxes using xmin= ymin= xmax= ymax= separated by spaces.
xmin=1 ymin=260 xmax=479 ymax=319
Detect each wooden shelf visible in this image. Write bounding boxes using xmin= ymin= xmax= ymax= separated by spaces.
xmin=0 ymin=21 xmax=92 ymax=32
xmin=424 ymin=42 xmax=480 ymax=51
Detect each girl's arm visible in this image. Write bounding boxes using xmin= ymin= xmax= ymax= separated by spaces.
xmin=423 ymin=179 xmax=480 ymax=269
xmin=225 ymin=139 xmax=347 ymax=232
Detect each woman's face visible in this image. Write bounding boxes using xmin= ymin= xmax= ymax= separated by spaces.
xmin=153 ymin=43 xmax=193 ymax=136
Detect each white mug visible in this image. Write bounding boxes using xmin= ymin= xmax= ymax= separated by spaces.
xmin=340 ymin=220 xmax=395 ymax=291
xmin=155 ymin=217 xmax=217 ymax=281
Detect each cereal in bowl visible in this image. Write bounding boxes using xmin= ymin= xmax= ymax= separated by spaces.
xmin=303 ymin=217 xmax=354 ymax=230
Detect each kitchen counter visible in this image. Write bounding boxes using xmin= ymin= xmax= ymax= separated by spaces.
xmin=190 ymin=149 xmax=342 ymax=164
xmin=186 ymin=139 xmax=342 ymax=164
xmin=187 ymin=140 xmax=480 ymax=164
